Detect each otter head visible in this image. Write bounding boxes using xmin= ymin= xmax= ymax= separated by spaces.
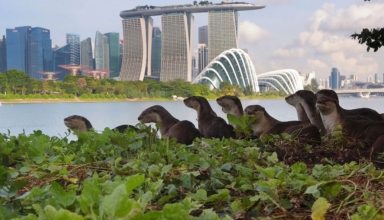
xmin=244 ymin=105 xmax=265 ymax=124
xmin=183 ymin=96 xmax=203 ymax=111
xmin=315 ymin=90 xmax=339 ymax=115
xmin=285 ymin=90 xmax=316 ymax=106
xmin=64 ymin=115 xmax=93 ymax=132
xmin=138 ymin=105 xmax=163 ymax=123
xmin=216 ymin=95 xmax=242 ymax=114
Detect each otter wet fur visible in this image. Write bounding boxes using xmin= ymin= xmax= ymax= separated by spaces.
xmin=285 ymin=93 xmax=310 ymax=123
xmin=184 ymin=96 xmax=236 ymax=139
xmin=138 ymin=105 xmax=200 ymax=145
xmin=216 ymin=95 xmax=245 ymax=139
xmin=285 ymin=90 xmax=326 ymax=135
xmin=244 ymin=105 xmax=321 ymax=146
xmin=64 ymin=115 xmax=138 ymax=133
xmin=315 ymin=89 xmax=384 ymax=155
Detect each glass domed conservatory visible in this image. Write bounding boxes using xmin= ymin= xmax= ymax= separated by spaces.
xmin=193 ymin=49 xmax=303 ymax=94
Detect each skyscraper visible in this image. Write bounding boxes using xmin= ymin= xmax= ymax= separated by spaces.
xmin=95 ymin=31 xmax=110 ymax=71
xmin=208 ymin=10 xmax=238 ymax=62
xmin=198 ymin=25 xmax=208 ymax=46
xmin=53 ymin=44 xmax=71 ymax=80
xmin=104 ymin=33 xmax=120 ymax=78
xmin=6 ymin=26 xmax=31 ymax=73
xmin=198 ymin=43 xmax=208 ymax=74
xmin=28 ymin=27 xmax=52 ymax=79
xmin=151 ymin=27 xmax=161 ymax=78
xmin=80 ymin=37 xmax=93 ymax=73
xmin=331 ymin=67 xmax=340 ymax=89
xmin=160 ymin=12 xmax=193 ymax=81
xmin=120 ymin=17 xmax=153 ymax=81
xmin=66 ymin=33 xmax=80 ymax=65
xmin=0 ymin=35 xmax=6 ymax=72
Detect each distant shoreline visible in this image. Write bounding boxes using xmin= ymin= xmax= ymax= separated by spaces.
xmin=0 ymin=96 xmax=283 ymax=104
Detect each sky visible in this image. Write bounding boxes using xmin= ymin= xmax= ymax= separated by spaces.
xmin=1 ymin=0 xmax=383 ymax=81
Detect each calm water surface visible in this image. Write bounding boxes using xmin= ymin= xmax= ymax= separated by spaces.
xmin=1 ymin=97 xmax=383 ymax=140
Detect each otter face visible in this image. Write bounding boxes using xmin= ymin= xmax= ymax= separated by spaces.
xmin=315 ymin=92 xmax=338 ymax=115
xmin=216 ymin=95 xmax=239 ymax=114
xmin=285 ymin=94 xmax=296 ymax=106
xmin=183 ymin=96 xmax=201 ymax=110
xmin=244 ymin=105 xmax=264 ymax=124
xmin=295 ymin=90 xmax=316 ymax=106
xmin=64 ymin=115 xmax=92 ymax=132
xmin=138 ymin=106 xmax=162 ymax=123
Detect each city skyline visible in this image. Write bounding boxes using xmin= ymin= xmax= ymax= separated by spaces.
xmin=0 ymin=0 xmax=383 ymax=80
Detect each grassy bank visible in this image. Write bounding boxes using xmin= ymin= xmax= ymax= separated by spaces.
xmin=0 ymin=127 xmax=383 ymax=219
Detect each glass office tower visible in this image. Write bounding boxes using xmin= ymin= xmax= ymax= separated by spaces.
xmin=331 ymin=67 xmax=340 ymax=89
xmin=151 ymin=27 xmax=161 ymax=78
xmin=53 ymin=44 xmax=71 ymax=80
xmin=29 ymin=27 xmax=52 ymax=79
xmin=66 ymin=33 xmax=80 ymax=65
xmin=6 ymin=26 xmax=31 ymax=73
xmin=0 ymin=35 xmax=6 ymax=72
xmin=80 ymin=37 xmax=94 ymax=74
xmin=104 ymin=32 xmax=120 ymax=78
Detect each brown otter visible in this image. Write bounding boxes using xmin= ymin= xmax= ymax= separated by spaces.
xmin=138 ymin=105 xmax=200 ymax=145
xmin=381 ymin=114 xmax=384 ymax=120
xmin=315 ymin=89 xmax=384 ymax=155
xmin=64 ymin=115 xmax=138 ymax=133
xmin=244 ymin=105 xmax=321 ymax=146
xmin=285 ymin=90 xmax=326 ymax=135
xmin=184 ymin=96 xmax=236 ymax=139
xmin=216 ymin=95 xmax=245 ymax=139
xmin=285 ymin=93 xmax=310 ymax=123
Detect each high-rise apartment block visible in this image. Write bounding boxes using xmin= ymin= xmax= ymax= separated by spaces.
xmin=160 ymin=12 xmax=193 ymax=82
xmin=208 ymin=10 xmax=238 ymax=62
xmin=119 ymin=3 xmax=263 ymax=82
xmin=80 ymin=37 xmax=94 ymax=73
xmin=104 ymin=32 xmax=120 ymax=78
xmin=151 ymin=27 xmax=161 ymax=78
xmin=95 ymin=31 xmax=110 ymax=71
xmin=198 ymin=25 xmax=208 ymax=46
xmin=198 ymin=44 xmax=208 ymax=74
xmin=330 ymin=67 xmax=340 ymax=89
xmin=66 ymin=33 xmax=80 ymax=65
xmin=0 ymin=35 xmax=6 ymax=72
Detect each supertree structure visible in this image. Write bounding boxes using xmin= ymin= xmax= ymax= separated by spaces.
xmin=82 ymin=69 xmax=112 ymax=80
xmin=39 ymin=71 xmax=59 ymax=81
xmin=58 ymin=64 xmax=84 ymax=76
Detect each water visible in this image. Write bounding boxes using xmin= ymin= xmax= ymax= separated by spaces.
xmin=1 ymin=97 xmax=383 ymax=139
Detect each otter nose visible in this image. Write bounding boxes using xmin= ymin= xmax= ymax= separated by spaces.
xmin=138 ymin=116 xmax=142 ymax=121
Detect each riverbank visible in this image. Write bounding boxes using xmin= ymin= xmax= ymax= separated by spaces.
xmin=0 ymin=95 xmax=283 ymax=104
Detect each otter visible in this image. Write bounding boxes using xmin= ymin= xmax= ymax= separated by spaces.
xmin=64 ymin=115 xmax=138 ymax=133
xmin=381 ymin=114 xmax=384 ymax=120
xmin=183 ymin=96 xmax=236 ymax=139
xmin=138 ymin=105 xmax=200 ymax=145
xmin=285 ymin=90 xmax=327 ymax=135
xmin=244 ymin=105 xmax=321 ymax=146
xmin=216 ymin=95 xmax=245 ymax=139
xmin=315 ymin=89 xmax=384 ymax=154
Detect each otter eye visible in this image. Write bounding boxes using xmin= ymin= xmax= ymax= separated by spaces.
xmin=153 ymin=108 xmax=158 ymax=113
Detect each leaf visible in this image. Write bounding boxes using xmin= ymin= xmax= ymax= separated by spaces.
xmin=162 ymin=203 xmax=189 ymax=220
xmin=50 ymin=182 xmax=76 ymax=207
xmin=305 ymin=182 xmax=322 ymax=198
xmin=290 ymin=162 xmax=307 ymax=174
xmin=320 ymin=181 xmax=342 ymax=199
xmin=103 ymin=184 xmax=133 ymax=218
xmin=78 ymin=180 xmax=101 ymax=214
xmin=54 ymin=208 xmax=84 ymax=220
xmin=255 ymin=165 xmax=276 ymax=179
xmin=161 ymin=164 xmax=172 ymax=177
xmin=187 ymin=189 xmax=207 ymax=201
xmin=221 ymin=163 xmax=232 ymax=171
xmin=126 ymin=174 xmax=145 ymax=194
xmin=311 ymin=197 xmax=331 ymax=220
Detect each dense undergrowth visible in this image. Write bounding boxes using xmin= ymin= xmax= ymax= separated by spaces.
xmin=0 ymin=125 xmax=383 ymax=220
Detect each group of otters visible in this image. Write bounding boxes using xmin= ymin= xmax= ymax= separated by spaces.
xmin=64 ymin=89 xmax=384 ymax=157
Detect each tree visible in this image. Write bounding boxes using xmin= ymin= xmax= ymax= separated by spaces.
xmin=5 ymin=69 xmax=29 ymax=94
xmin=351 ymin=0 xmax=384 ymax=52
xmin=310 ymin=78 xmax=319 ymax=92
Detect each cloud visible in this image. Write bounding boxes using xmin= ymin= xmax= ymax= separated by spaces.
xmin=271 ymin=48 xmax=306 ymax=58
xmin=329 ymin=52 xmax=378 ymax=75
xmin=307 ymin=59 xmax=327 ymax=69
xmin=310 ymin=2 xmax=384 ymax=33
xmin=238 ymin=21 xmax=270 ymax=43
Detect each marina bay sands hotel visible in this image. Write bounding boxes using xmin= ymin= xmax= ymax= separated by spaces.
xmin=119 ymin=2 xmax=265 ymax=82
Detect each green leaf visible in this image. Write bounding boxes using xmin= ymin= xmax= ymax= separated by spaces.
xmin=50 ymin=182 xmax=76 ymax=207
xmin=230 ymin=200 xmax=243 ymax=214
xmin=357 ymin=205 xmax=381 ymax=219
xmin=78 ymin=180 xmax=101 ymax=214
xmin=255 ymin=165 xmax=276 ymax=179
xmin=267 ymin=152 xmax=278 ymax=164
xmin=311 ymin=197 xmax=331 ymax=220
xmin=103 ymin=184 xmax=136 ymax=218
xmin=126 ymin=174 xmax=145 ymax=194
xmin=221 ymin=163 xmax=232 ymax=171
xmin=54 ymin=209 xmax=84 ymax=220
xmin=187 ymin=189 xmax=207 ymax=201
xmin=161 ymin=164 xmax=172 ymax=177
xmin=320 ymin=181 xmax=342 ymax=199
xmin=290 ymin=162 xmax=307 ymax=174
xmin=305 ymin=182 xmax=322 ymax=198
xmin=162 ymin=203 xmax=189 ymax=220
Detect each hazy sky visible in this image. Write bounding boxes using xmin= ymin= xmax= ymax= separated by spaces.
xmin=1 ymin=0 xmax=383 ymax=80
